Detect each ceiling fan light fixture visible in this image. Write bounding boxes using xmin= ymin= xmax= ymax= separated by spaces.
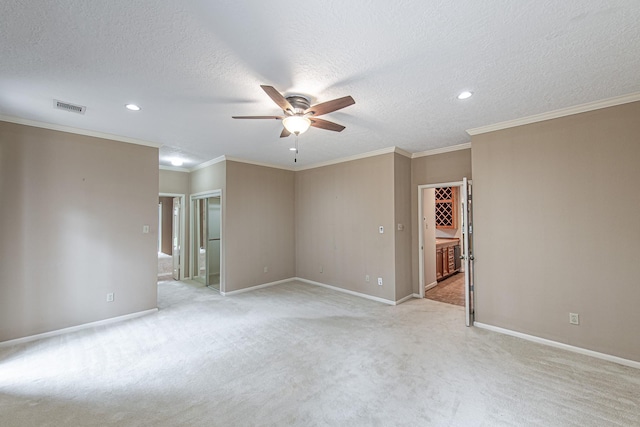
xmin=282 ymin=115 xmax=311 ymax=135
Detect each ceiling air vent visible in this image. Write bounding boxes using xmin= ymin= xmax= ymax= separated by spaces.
xmin=53 ymin=99 xmax=86 ymax=115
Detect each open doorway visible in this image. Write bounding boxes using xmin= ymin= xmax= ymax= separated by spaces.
xmin=191 ymin=191 xmax=223 ymax=293
xmin=158 ymin=193 xmax=185 ymax=282
xmin=418 ymin=179 xmax=474 ymax=326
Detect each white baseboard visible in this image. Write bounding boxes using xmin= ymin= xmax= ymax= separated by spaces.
xmin=295 ymin=277 xmax=396 ymax=305
xmin=474 ymin=322 xmax=640 ymax=370
xmin=425 ymin=281 xmax=438 ymax=292
xmin=412 ymin=293 xmax=422 ymax=299
xmin=0 ymin=308 xmax=159 ymax=347
xmin=395 ymin=294 xmax=415 ymax=305
xmin=222 ymin=278 xmax=294 ymax=296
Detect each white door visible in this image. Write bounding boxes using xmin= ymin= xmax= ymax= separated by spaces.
xmin=461 ymin=177 xmax=475 ymax=326
xmin=172 ymin=198 xmax=181 ymax=280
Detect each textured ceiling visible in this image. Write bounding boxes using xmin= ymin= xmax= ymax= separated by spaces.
xmin=1 ymin=1 xmax=639 ymax=169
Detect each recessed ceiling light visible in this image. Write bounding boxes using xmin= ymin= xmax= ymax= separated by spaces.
xmin=171 ymin=158 xmax=184 ymax=166
xmin=289 ymin=147 xmax=297 ymax=151
xmin=457 ymin=91 xmax=473 ymax=100
xmin=125 ymin=104 xmax=141 ymax=111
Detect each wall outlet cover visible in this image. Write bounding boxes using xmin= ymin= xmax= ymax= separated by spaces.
xmin=377 ymin=277 xmax=383 ymax=286
xmin=569 ymin=313 xmax=579 ymax=325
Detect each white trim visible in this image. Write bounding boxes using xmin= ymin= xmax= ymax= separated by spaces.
xmin=224 ymin=156 xmax=295 ymax=171
xmin=159 ymin=165 xmax=190 ymax=173
xmin=425 ymin=280 xmax=438 ymax=292
xmin=190 ymin=155 xmax=226 ymax=171
xmin=474 ymin=322 xmax=640 ymax=370
xmin=190 ymin=190 xmax=224 ymax=292
xmin=394 ymin=147 xmax=412 ymax=158
xmin=295 ymin=146 xmax=398 ymax=171
xmin=221 ymin=278 xmax=294 ymax=296
xmin=395 ymin=294 xmax=415 ymax=305
xmin=296 ymin=277 xmax=396 ymax=305
xmin=0 ymin=308 xmax=158 ymax=347
xmin=412 ymin=293 xmax=421 ymax=299
xmin=412 ymin=143 xmax=471 ymax=159
xmin=0 ymin=114 xmax=161 ymax=148
xmin=159 ymin=193 xmax=186 ymax=280
xmin=466 ymin=92 xmax=640 ymax=136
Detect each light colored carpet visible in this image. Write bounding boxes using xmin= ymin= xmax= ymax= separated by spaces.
xmin=1 ymin=280 xmax=638 ymax=426
xmin=157 ymin=252 xmax=172 ymax=281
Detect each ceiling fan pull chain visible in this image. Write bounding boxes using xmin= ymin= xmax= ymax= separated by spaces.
xmin=294 ymin=134 xmax=299 ymax=162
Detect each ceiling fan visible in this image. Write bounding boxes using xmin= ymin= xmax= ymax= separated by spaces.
xmin=232 ymin=85 xmax=355 ymax=138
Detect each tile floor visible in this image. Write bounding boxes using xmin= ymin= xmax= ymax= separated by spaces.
xmin=424 ymin=272 xmax=465 ymax=306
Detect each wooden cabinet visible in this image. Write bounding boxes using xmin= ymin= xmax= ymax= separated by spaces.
xmin=436 ymin=239 xmax=460 ymax=281
xmin=435 ymin=187 xmax=457 ymax=229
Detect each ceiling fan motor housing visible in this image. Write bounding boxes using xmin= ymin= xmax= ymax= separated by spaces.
xmin=285 ymin=95 xmax=310 ymax=115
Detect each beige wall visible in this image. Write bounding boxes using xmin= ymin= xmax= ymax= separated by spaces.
xmin=225 ymin=161 xmax=295 ymax=291
xmin=410 ymin=149 xmax=472 ymax=293
xmin=159 ymin=169 xmax=189 ymax=195
xmin=394 ymin=153 xmax=413 ymax=300
xmin=188 ymin=161 xmax=226 ymax=280
xmin=159 ymin=196 xmax=173 ymax=255
xmin=295 ymin=154 xmax=397 ymax=301
xmin=190 ymin=161 xmax=226 ymax=195
xmin=471 ymin=101 xmax=640 ymax=362
xmin=0 ymin=121 xmax=158 ymax=342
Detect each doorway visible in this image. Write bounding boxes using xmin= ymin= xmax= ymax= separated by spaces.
xmin=191 ymin=191 xmax=222 ymax=292
xmin=158 ymin=193 xmax=185 ymax=282
xmin=418 ymin=179 xmax=474 ymax=326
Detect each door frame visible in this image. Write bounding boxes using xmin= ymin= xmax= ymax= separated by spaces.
xmin=159 ymin=192 xmax=186 ymax=280
xmin=417 ymin=180 xmax=474 ymax=325
xmin=190 ymin=190 xmax=223 ymax=292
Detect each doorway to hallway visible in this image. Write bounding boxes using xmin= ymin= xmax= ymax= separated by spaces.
xmin=418 ymin=178 xmax=474 ymax=326
xmin=191 ymin=191 xmax=222 ymax=292
xmin=158 ymin=193 xmax=185 ymax=282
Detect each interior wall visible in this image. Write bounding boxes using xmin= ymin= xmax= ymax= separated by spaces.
xmin=471 ymin=101 xmax=640 ymax=362
xmin=394 ymin=153 xmax=413 ymax=300
xmin=295 ymin=154 xmax=396 ymax=302
xmin=422 ymin=188 xmax=436 ymax=289
xmin=159 ymin=169 xmax=191 ymax=277
xmin=0 ymin=121 xmax=158 ymax=342
xmin=410 ymin=149 xmax=472 ymax=294
xmin=189 ymin=161 xmax=226 ymax=280
xmin=159 ymin=196 xmax=173 ymax=255
xmin=225 ymin=161 xmax=295 ymax=292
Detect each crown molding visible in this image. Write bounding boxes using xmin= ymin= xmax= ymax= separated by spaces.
xmin=295 ymin=146 xmax=399 ymax=171
xmin=0 ymin=114 xmax=161 ymax=148
xmin=159 ymin=165 xmax=190 ymax=173
xmin=190 ymin=155 xmax=226 ymax=171
xmin=224 ymin=156 xmax=295 ymax=171
xmin=467 ymin=92 xmax=640 ymax=136
xmin=411 ymin=143 xmax=471 ymax=159
xmin=394 ymin=147 xmax=412 ymax=158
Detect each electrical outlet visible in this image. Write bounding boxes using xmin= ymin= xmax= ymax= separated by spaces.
xmin=377 ymin=277 xmax=383 ymax=286
xmin=263 ymin=266 xmax=268 ymax=273
xmin=379 ymin=226 xmax=384 ymax=234
xmin=106 ymin=293 xmax=114 ymax=302
xmin=569 ymin=313 xmax=579 ymax=325
xmin=365 ymin=275 xmax=370 ymax=282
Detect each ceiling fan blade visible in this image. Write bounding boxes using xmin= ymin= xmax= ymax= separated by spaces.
xmin=305 ymin=95 xmax=355 ymax=116
xmin=280 ymin=128 xmax=291 ymax=138
xmin=260 ymin=85 xmax=294 ymax=113
xmin=232 ymin=116 xmax=283 ymax=119
xmin=310 ymin=118 xmax=346 ymax=132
